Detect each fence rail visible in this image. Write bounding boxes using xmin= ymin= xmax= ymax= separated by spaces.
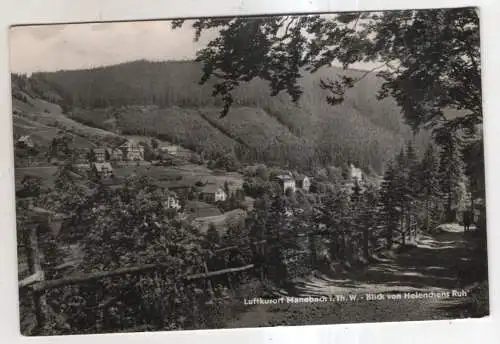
xmin=19 ymin=218 xmax=410 ymax=334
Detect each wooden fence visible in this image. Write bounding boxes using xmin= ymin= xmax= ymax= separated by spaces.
xmin=18 ymin=222 xmax=258 ymax=334
xmin=19 ymin=213 xmax=417 ymax=334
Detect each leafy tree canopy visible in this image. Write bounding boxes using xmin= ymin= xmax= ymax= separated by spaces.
xmin=172 ymin=8 xmax=480 ymax=133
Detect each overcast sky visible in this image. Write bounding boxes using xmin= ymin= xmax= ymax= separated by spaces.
xmin=9 ymin=19 xmax=376 ymax=74
xmin=9 ymin=20 xmax=219 ymax=74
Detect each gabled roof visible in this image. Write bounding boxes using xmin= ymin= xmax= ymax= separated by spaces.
xmin=295 ymin=174 xmax=309 ymax=182
xmin=92 ymin=162 xmax=113 ymax=172
xmin=200 ymin=184 xmax=225 ymax=193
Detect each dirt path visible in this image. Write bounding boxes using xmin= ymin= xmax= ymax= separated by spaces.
xmin=227 ymin=225 xmax=481 ymax=328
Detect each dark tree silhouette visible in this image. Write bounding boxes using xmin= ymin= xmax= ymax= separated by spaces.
xmin=173 ymin=8 xmax=481 ymax=138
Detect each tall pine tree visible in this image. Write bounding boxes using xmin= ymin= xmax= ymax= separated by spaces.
xmin=380 ymin=160 xmax=400 ymax=249
xmin=418 ymin=143 xmax=442 ymax=232
xmin=436 ymin=129 xmax=467 ymax=222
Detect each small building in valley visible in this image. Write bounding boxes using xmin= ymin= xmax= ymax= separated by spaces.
xmin=274 ymin=174 xmax=296 ymax=195
xmin=91 ymin=148 xmax=106 ymax=162
xmin=106 ymin=148 xmax=124 ymax=161
xmin=200 ymin=184 xmax=227 ymax=203
xmin=16 ymin=135 xmax=34 ymax=149
xmin=118 ymin=140 xmax=144 ymax=161
xmin=349 ymin=164 xmax=363 ymax=183
xmin=160 ymin=144 xmax=178 ymax=156
xmin=295 ymin=175 xmax=311 ymax=192
xmin=91 ymin=162 xmax=113 ymax=180
xmin=164 ymin=192 xmax=181 ymax=211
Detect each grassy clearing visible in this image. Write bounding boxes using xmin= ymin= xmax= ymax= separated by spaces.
xmin=193 ymin=209 xmax=247 ymax=233
xmin=12 ymin=94 xmax=120 ymax=149
xmin=184 ymin=201 xmax=222 ymax=218
xmin=15 ymin=166 xmax=59 ymax=189
xmin=112 ymin=164 xmax=244 ymax=192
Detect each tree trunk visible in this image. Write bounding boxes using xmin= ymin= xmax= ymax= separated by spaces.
xmin=400 ymin=214 xmax=405 ymax=246
xmin=363 ymin=228 xmax=370 ymax=261
xmin=386 ymin=214 xmax=393 ymax=249
xmin=24 ymin=225 xmax=48 ymax=334
xmin=426 ymin=199 xmax=430 ymax=232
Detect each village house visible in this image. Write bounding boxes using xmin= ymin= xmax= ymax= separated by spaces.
xmin=349 ymin=164 xmax=363 ymax=182
xmin=200 ymin=184 xmax=227 ymax=203
xmin=159 ymin=144 xmax=178 ymax=156
xmin=91 ymin=148 xmax=106 ymax=162
xmin=295 ymin=175 xmax=311 ymax=192
xmin=91 ymin=162 xmax=113 ymax=180
xmin=105 ymin=147 xmax=124 ymax=161
xmin=164 ymin=191 xmax=181 ymax=211
xmin=118 ymin=140 xmax=145 ymax=161
xmin=274 ymin=174 xmax=296 ymax=195
xmin=16 ymin=135 xmax=34 ymax=149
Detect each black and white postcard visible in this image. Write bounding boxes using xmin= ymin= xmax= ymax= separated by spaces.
xmin=10 ymin=7 xmax=489 ymax=336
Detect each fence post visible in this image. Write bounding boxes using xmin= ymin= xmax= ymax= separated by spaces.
xmin=25 ymin=224 xmax=49 ymax=334
xmin=203 ymin=262 xmax=214 ymax=297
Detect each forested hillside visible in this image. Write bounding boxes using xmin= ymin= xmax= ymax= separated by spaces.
xmin=21 ymin=60 xmax=430 ymax=172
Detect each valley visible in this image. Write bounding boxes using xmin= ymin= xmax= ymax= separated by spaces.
xmin=12 ymin=53 xmax=487 ymax=335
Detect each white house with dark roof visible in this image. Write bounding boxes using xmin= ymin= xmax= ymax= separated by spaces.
xmin=274 ymin=174 xmax=296 ymax=194
xmin=349 ymin=164 xmax=363 ymax=182
xmin=17 ymin=135 xmax=34 ymax=149
xmin=164 ymin=191 xmax=181 ymax=210
xmin=200 ymin=184 xmax=227 ymax=203
xmin=160 ymin=144 xmax=178 ymax=156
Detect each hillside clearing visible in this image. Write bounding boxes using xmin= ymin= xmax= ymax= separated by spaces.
xmin=193 ymin=209 xmax=247 ymax=234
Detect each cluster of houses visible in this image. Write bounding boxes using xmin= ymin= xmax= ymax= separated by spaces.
xmin=273 ymin=164 xmax=364 ymax=196
xmin=89 ymin=140 xmax=185 ymax=181
xmin=272 ymin=173 xmax=311 ymax=195
xmin=86 ymin=139 xmax=232 ymax=214
xmin=92 ymin=140 xmax=145 ymax=162
xmin=90 ymin=140 xmax=144 ymax=181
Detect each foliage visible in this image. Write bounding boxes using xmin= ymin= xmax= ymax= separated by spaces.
xmin=17 ymin=175 xmax=42 ymax=198
xmin=174 ymin=9 xmax=480 ymax=136
xmin=436 ymin=129 xmax=468 ymax=222
xmin=208 ymin=153 xmax=239 ymax=172
xmin=417 ymin=143 xmax=443 ymax=231
xmin=49 ymin=133 xmax=74 ymax=161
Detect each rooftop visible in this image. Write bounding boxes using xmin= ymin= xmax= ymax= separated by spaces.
xmin=92 ymin=162 xmax=113 ymax=172
xmin=200 ymin=184 xmax=225 ymax=193
xmin=275 ymin=174 xmax=294 ymax=181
